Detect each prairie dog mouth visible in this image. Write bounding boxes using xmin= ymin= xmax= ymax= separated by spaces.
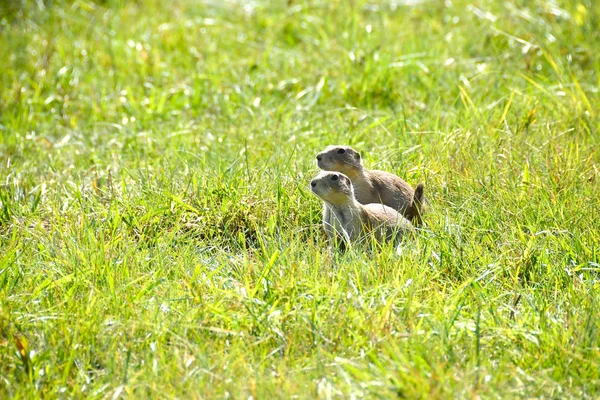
xmin=318 ymin=159 xmax=357 ymax=168
xmin=310 ymin=185 xmax=330 ymax=200
xmin=310 ymin=180 xmax=325 ymax=192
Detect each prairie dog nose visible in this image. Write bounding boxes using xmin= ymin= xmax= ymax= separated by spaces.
xmin=316 ymin=155 xmax=322 ymax=161
xmin=310 ymin=180 xmax=317 ymax=187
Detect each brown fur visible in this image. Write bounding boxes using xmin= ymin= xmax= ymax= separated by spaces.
xmin=310 ymin=171 xmax=413 ymax=246
xmin=316 ymin=145 xmax=425 ymax=224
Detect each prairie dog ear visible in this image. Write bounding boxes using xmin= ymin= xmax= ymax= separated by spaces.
xmin=355 ymin=151 xmax=361 ymax=159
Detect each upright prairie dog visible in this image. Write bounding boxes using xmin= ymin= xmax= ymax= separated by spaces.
xmin=310 ymin=171 xmax=413 ymax=246
xmin=316 ymin=145 xmax=425 ymax=224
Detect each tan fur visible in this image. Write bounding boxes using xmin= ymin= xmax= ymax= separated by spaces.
xmin=310 ymin=171 xmax=413 ymax=246
xmin=316 ymin=145 xmax=425 ymax=224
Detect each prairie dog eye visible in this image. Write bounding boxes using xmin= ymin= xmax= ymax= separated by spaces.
xmin=337 ymin=149 xmax=345 ymax=154
xmin=331 ymin=175 xmax=339 ymax=181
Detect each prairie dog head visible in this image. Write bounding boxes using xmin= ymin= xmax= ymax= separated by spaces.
xmin=316 ymin=145 xmax=363 ymax=178
xmin=310 ymin=171 xmax=355 ymax=206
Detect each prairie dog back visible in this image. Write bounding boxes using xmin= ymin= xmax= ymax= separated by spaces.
xmin=361 ymin=202 xmax=413 ymax=242
xmin=362 ymin=169 xmax=414 ymax=213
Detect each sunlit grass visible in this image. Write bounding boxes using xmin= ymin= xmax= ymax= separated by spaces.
xmin=1 ymin=0 xmax=599 ymax=397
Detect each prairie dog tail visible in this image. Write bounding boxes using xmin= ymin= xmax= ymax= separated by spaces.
xmin=409 ymin=183 xmax=425 ymax=225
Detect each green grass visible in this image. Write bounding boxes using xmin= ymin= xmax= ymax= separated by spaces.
xmin=1 ymin=0 xmax=599 ymax=397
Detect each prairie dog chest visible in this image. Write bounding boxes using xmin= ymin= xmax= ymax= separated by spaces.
xmin=323 ymin=205 xmax=362 ymax=240
xmin=351 ymin=179 xmax=380 ymax=204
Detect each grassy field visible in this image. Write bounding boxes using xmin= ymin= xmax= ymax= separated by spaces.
xmin=1 ymin=0 xmax=599 ymax=397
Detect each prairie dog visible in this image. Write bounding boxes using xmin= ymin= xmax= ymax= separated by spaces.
xmin=316 ymin=145 xmax=425 ymax=224
xmin=310 ymin=171 xmax=413 ymax=246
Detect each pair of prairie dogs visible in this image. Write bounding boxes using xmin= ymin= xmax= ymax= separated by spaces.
xmin=310 ymin=145 xmax=425 ymax=247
